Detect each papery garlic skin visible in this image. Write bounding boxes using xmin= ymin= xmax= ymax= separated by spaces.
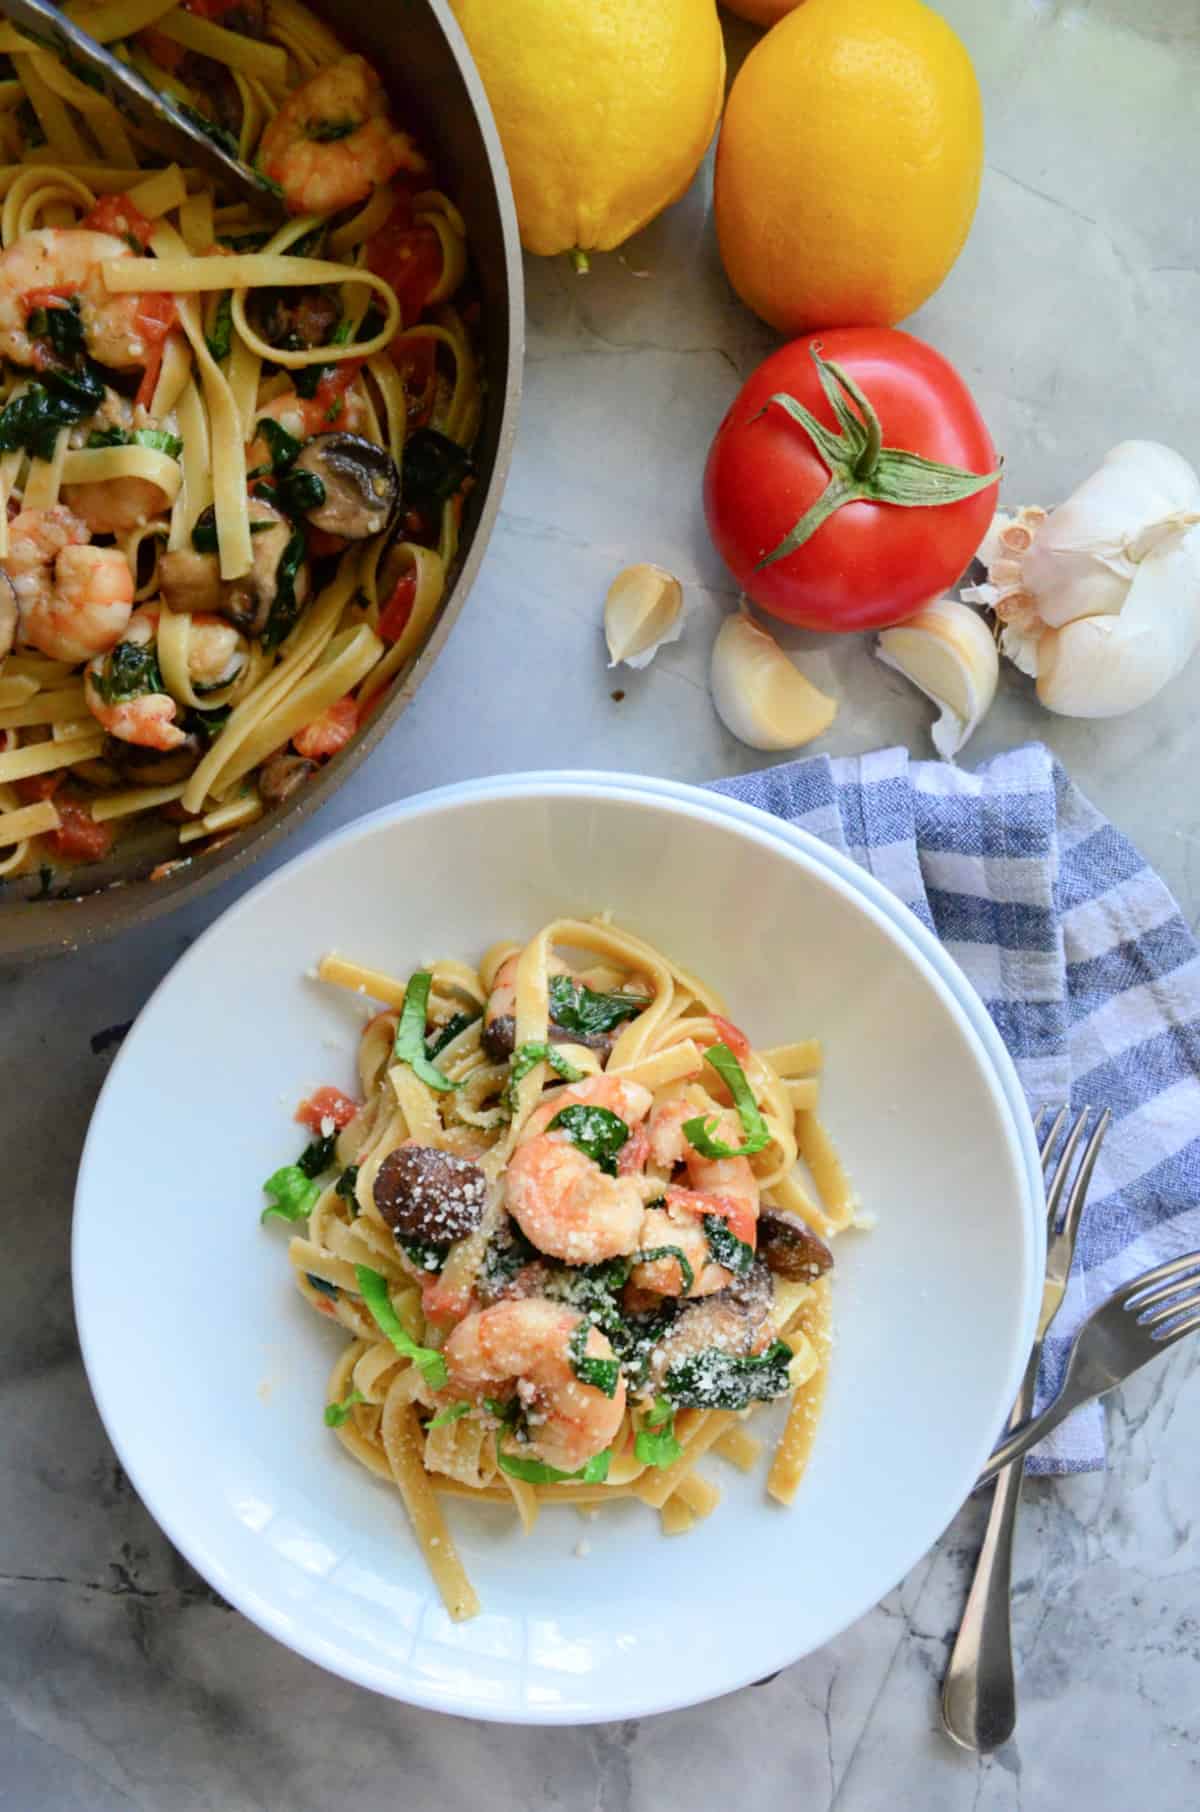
xmin=709 ymin=610 xmax=837 ymax=751
xmin=876 ymin=597 xmax=998 ymax=759
xmin=604 ymin=563 xmax=684 ymax=669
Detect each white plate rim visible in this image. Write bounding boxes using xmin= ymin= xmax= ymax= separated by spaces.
xmin=73 ymin=770 xmax=1044 ymax=1721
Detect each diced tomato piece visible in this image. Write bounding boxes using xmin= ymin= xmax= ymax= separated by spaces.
xmin=292 ymin=694 xmax=358 ymax=761
xmin=366 ymin=201 xmax=443 ymax=322
xmin=183 ymin=0 xmax=246 ymax=17
xmin=81 ymin=192 xmax=157 ymax=252
xmin=666 ymin=1185 xmax=757 ymax=1252
xmin=295 ymin=1086 xmax=359 ymax=1132
xmin=48 ymin=798 xmax=114 ymax=864
xmin=377 ymin=571 xmax=416 ymax=643
xmin=312 ymin=359 xmax=364 ymax=427
xmin=16 ymin=772 xmax=63 ymax=804
xmin=710 ymin=1013 xmax=753 ymax=1068
xmin=135 ymin=292 xmax=177 ymax=350
xmin=21 ymin=286 xmax=70 ymax=315
xmin=138 ymin=25 xmax=185 ymax=73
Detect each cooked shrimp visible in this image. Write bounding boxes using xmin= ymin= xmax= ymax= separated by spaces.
xmin=84 ymin=605 xmax=182 ymax=750
xmin=258 ymin=56 xmax=428 ymax=216
xmin=504 ymin=1075 xmax=654 ymax=1265
xmin=442 ymin=1298 xmax=626 ymax=1474
xmin=246 ymin=384 xmax=369 ymax=469
xmin=62 ymin=474 xmax=172 ymax=535
xmin=6 ymin=508 xmax=134 ymax=662
xmin=631 ymin=1102 xmax=760 ymax=1299
xmin=482 ymin=951 xmax=569 ymax=1061
xmin=0 ymin=231 xmax=152 ymax=370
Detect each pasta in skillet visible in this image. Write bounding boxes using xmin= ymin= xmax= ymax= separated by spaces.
xmin=263 ymin=917 xmax=860 ymax=1621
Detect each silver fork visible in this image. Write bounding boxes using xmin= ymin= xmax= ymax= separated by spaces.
xmin=941 ymin=1104 xmax=1111 ymax=1753
xmin=977 ymin=1249 xmax=1200 ymax=1484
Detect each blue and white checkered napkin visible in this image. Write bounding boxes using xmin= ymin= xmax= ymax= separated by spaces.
xmin=710 ymin=742 xmax=1200 ymax=1474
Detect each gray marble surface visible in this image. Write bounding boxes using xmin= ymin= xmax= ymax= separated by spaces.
xmin=4 ymin=0 xmax=1200 ymax=1806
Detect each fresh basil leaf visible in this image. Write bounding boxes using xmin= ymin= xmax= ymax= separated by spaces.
xmin=682 ymin=1112 xmax=769 ymax=1159
xmin=205 ymin=291 xmax=234 ymax=363
xmin=634 ymin=1397 xmax=683 ymax=1468
xmin=664 ymin=1338 xmax=794 ymax=1411
xmin=402 ymin=426 xmax=475 ymax=514
xmin=427 ymin=1400 xmax=472 ymax=1430
xmin=94 ymin=639 xmax=163 ymax=706
xmin=335 ymin=1164 xmax=360 ymax=1212
xmin=261 ymin=526 xmax=308 ymax=650
xmin=297 ymin=1132 xmax=337 ymax=1178
xmin=631 ymin=1243 xmax=695 ymax=1294
xmin=354 ymin=1264 xmax=448 ymax=1387
xmin=324 ymin=1388 xmax=364 ymax=1426
xmin=256 ymin=415 xmax=302 ymax=471
xmin=261 ymin=1164 xmax=320 ymax=1223
xmin=495 ymin=1437 xmax=613 ymax=1485
xmin=392 ymin=970 xmax=462 ymax=1093
xmin=483 ymin=1394 xmax=520 ymax=1425
xmin=567 ymin=1318 xmax=620 ymax=1399
xmin=548 ymin=1103 xmax=630 ymax=1177
xmin=503 ymin=1040 xmax=584 ymax=1113
xmin=547 ymin=974 xmax=651 ymax=1038
xmin=425 ymin=1010 xmax=479 ymax=1061
xmin=685 ymin=1043 xmax=772 ymax=1158
xmin=701 ymin=1213 xmax=754 ymax=1276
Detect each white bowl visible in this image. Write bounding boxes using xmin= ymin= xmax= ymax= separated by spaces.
xmin=74 ymin=773 xmax=1043 ymax=1722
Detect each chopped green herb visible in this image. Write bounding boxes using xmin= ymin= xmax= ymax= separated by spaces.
xmin=664 ymin=1339 xmax=794 ymax=1412
xmin=425 ymin=1011 xmax=479 ymax=1061
xmin=548 ymin=1103 xmax=630 ymax=1176
xmin=630 ymin=1243 xmax=695 ymax=1294
xmin=205 ymin=291 xmax=234 ymax=363
xmin=427 ymin=1400 xmax=472 ymax=1430
xmin=297 ymin=1133 xmax=337 ymax=1178
xmin=335 ymin=1164 xmax=360 ymax=1212
xmin=324 ymin=1388 xmax=364 ymax=1426
xmin=392 ymin=971 xmax=462 ymax=1093
xmin=683 ymin=1042 xmax=771 ymax=1159
xmin=701 ymin=1213 xmax=754 ymax=1276
xmin=567 ymin=1319 xmax=620 ymax=1399
xmin=256 ymin=415 xmax=302 ymax=471
xmin=261 ymin=526 xmax=308 ymax=650
xmin=307 ymin=116 xmax=357 ymax=142
xmin=261 ymin=1164 xmax=320 ymax=1224
xmin=94 ymin=639 xmax=163 ymax=706
xmin=355 ymin=1264 xmax=448 ymax=1388
xmin=503 ymin=1040 xmax=584 ymax=1113
xmin=634 ymin=1397 xmax=682 ymax=1469
xmin=495 ymin=1438 xmax=612 ymax=1485
xmin=548 ymin=974 xmax=651 ymax=1038
xmin=401 ymin=426 xmax=474 ymax=514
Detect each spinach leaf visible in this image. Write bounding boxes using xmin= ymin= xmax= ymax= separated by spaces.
xmin=27 ymin=296 xmax=86 ymax=364
xmin=87 ymin=425 xmax=184 ymax=459
xmin=0 ymin=366 xmax=105 ymax=462
xmin=256 ymin=415 xmax=302 ymax=471
xmin=305 ymin=1273 xmax=338 ymax=1298
xmin=261 ymin=1164 xmax=320 ymax=1224
xmin=191 ymin=704 xmax=231 ymax=744
xmin=567 ymin=1318 xmax=620 ymax=1399
xmin=355 ymin=1264 xmax=448 ymax=1388
xmin=261 ymin=526 xmax=308 ymax=651
xmin=634 ymin=1397 xmax=682 ymax=1469
xmin=503 ymin=1040 xmax=584 ymax=1113
xmin=324 ymin=1388 xmax=364 ymax=1426
xmin=664 ymin=1339 xmax=794 ymax=1412
xmin=495 ymin=1438 xmax=612 ymax=1485
xmin=392 ymin=970 xmax=462 ymax=1093
xmin=335 ymin=1164 xmax=360 ymax=1212
xmin=178 ymin=102 xmax=239 ymax=159
xmin=701 ymin=1213 xmax=754 ymax=1276
xmin=548 ymin=975 xmax=650 ymax=1038
xmin=94 ymin=639 xmax=163 ymax=706
xmin=205 ymin=291 xmax=234 ymax=363
xmin=398 ymin=1234 xmax=448 ymax=1274
xmin=402 ymin=427 xmax=474 ymax=513
xmin=630 ymin=1242 xmax=695 ymax=1294
xmin=548 ymin=1103 xmax=629 ymax=1176
xmin=425 ymin=1010 xmax=479 ymax=1061
xmin=190 ymin=506 xmax=219 ymax=555
xmin=297 ymin=1133 xmax=337 ymax=1178
xmin=683 ymin=1042 xmax=771 ymax=1159
xmin=427 ymin=1400 xmax=472 ymax=1430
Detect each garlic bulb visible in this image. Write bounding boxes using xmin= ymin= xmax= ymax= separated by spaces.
xmin=709 ymin=610 xmax=837 ymax=750
xmin=876 ymin=598 xmax=998 ymax=760
xmin=963 ymin=441 xmax=1200 ymax=717
xmin=604 ymin=563 xmax=684 ymax=669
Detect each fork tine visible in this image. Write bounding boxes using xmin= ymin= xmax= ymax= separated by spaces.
xmin=1122 ymin=1250 xmax=1200 ymax=1306
xmin=1136 ymin=1289 xmax=1200 ymax=1330
xmin=1044 ymin=1107 xmax=1091 ymax=1230
xmin=1156 ymin=1313 xmax=1200 ymax=1343
xmin=1057 ymin=1108 xmax=1111 ymax=1249
xmin=1037 ymin=1105 xmax=1069 ymax=1173
xmin=1124 ymin=1265 xmax=1200 ymax=1315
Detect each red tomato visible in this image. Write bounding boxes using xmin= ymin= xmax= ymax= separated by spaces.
xmin=138 ymin=25 xmax=184 ymax=72
xmin=312 ymin=359 xmax=364 ymax=427
xmin=81 ymin=193 xmax=156 ymax=251
xmin=16 ymin=772 xmax=63 ymax=804
xmin=293 ymin=695 xmax=358 ymax=760
xmin=48 ymin=798 xmax=114 ymax=864
xmin=296 ymin=1086 xmax=359 ymax=1132
xmin=377 ymin=571 xmax=416 ymax=643
xmin=710 ymin=1014 xmax=752 ymax=1068
xmin=366 ymin=201 xmax=443 ymax=322
xmin=703 ymin=328 xmax=1000 ymax=633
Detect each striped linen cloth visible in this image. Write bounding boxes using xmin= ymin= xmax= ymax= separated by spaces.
xmin=711 ymin=742 xmax=1200 ymax=1473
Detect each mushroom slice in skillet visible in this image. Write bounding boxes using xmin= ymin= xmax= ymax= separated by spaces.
xmin=756 ymin=1208 xmax=834 ymax=1282
xmin=293 ymin=433 xmax=399 ymax=541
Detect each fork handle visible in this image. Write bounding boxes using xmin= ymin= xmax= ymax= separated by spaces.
xmin=976 ymin=1383 xmax=1082 ymax=1486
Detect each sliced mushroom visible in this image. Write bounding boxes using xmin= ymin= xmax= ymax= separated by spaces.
xmin=106 ymin=731 xmax=203 ymax=787
xmin=293 ymin=433 xmax=399 ymax=541
xmin=756 ymin=1208 xmax=834 ymax=1282
xmin=248 ymin=288 xmax=340 ymax=351
xmin=160 ymin=548 xmax=223 ymax=616
xmin=258 ymin=750 xmax=317 ymax=804
xmin=220 ymin=500 xmax=308 ymax=639
xmin=646 ymin=1259 xmax=774 ymax=1387
xmin=373 ymin=1145 xmax=487 ymax=1245
xmin=481 ymin=1013 xmax=613 ymax=1065
xmin=0 ymin=571 xmax=16 ymax=664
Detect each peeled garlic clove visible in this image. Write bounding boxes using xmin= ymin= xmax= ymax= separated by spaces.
xmin=876 ymin=598 xmax=998 ymax=760
xmin=709 ymin=611 xmax=837 ymax=751
xmin=604 ymin=563 xmax=684 ymax=669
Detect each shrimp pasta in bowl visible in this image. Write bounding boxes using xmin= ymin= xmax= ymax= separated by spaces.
xmin=0 ymin=0 xmax=482 ymax=890
xmin=264 ymin=917 xmax=858 ymax=1621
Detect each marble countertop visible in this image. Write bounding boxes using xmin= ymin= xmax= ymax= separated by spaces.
xmin=4 ymin=1 xmax=1200 ymax=1806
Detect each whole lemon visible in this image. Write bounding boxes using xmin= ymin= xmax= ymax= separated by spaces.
xmin=450 ymin=0 xmax=725 ymax=258
xmin=715 ymin=0 xmax=983 ymax=332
